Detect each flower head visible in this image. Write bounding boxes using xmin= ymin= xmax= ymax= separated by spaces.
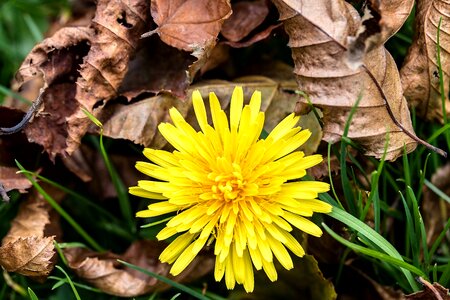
xmin=130 ymin=87 xmax=331 ymax=292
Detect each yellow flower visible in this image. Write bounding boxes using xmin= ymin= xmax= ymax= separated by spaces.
xmin=130 ymin=87 xmax=331 ymax=292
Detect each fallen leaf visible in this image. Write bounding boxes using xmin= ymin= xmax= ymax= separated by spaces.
xmin=400 ymin=0 xmax=450 ymax=122
xmin=105 ymin=76 xmax=322 ymax=154
xmin=64 ymin=240 xmax=214 ymax=297
xmin=0 ymin=166 xmax=32 ymax=193
xmin=65 ymin=0 xmax=150 ymax=155
xmin=406 ymin=280 xmax=450 ymax=300
xmin=13 ymin=27 xmax=92 ymax=160
xmin=12 ymin=0 xmax=151 ymax=159
xmin=272 ymin=0 xmax=417 ymax=160
xmin=148 ymin=0 xmax=231 ymax=52
xmin=118 ymin=36 xmax=195 ymax=100
xmin=0 ymin=187 xmax=63 ymax=279
xmin=221 ymin=0 xmax=269 ymax=42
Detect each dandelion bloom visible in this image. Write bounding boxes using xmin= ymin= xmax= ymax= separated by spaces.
xmin=130 ymin=87 xmax=332 ymax=292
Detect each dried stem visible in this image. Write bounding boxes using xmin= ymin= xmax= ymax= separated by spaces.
xmin=416 ymin=277 xmax=444 ymax=300
xmin=0 ymin=87 xmax=46 ymax=135
xmin=364 ymin=66 xmax=447 ymax=158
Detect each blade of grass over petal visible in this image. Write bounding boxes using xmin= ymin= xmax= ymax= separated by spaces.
xmin=16 ymin=160 xmax=104 ymax=252
xmin=55 ymin=266 xmax=81 ymax=300
xmin=117 ymin=260 xmax=210 ymax=300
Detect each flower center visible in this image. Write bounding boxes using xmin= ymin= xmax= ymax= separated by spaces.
xmin=210 ymin=163 xmax=246 ymax=202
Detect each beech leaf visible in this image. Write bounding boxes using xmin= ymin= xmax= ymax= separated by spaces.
xmin=64 ymin=240 xmax=214 ymax=297
xmin=148 ymin=0 xmax=232 ymax=52
xmin=0 ymin=189 xmax=62 ymax=279
xmin=272 ymin=0 xmax=417 ymax=160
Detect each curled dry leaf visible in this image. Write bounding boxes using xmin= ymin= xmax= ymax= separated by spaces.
xmin=221 ymin=0 xmax=269 ymax=42
xmin=0 ymin=188 xmax=63 ymax=279
xmin=272 ymin=0 xmax=417 ymax=160
xmin=145 ymin=0 xmax=232 ymax=83
xmin=104 ymin=76 xmax=322 ymax=154
xmin=64 ymin=240 xmax=214 ymax=297
xmin=13 ymin=0 xmax=150 ymax=159
xmin=400 ymin=0 xmax=450 ymax=122
xmin=148 ymin=0 xmax=232 ymax=52
xmin=65 ymin=0 xmax=150 ymax=154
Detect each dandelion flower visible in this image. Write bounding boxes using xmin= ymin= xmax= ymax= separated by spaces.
xmin=130 ymin=87 xmax=332 ymax=292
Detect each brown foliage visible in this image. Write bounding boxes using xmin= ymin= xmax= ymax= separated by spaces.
xmin=271 ymin=0 xmax=417 ymax=161
xmin=400 ymin=0 xmax=450 ymax=122
xmin=64 ymin=241 xmax=214 ymax=297
xmin=0 ymin=188 xmax=62 ymax=280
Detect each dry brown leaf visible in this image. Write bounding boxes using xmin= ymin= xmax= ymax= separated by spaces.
xmin=65 ymin=0 xmax=150 ymax=155
xmin=406 ymin=280 xmax=450 ymax=300
xmin=12 ymin=0 xmax=150 ymax=159
xmin=64 ymin=240 xmax=214 ymax=297
xmin=400 ymin=0 xmax=450 ymax=122
xmin=272 ymin=0 xmax=417 ymax=160
xmin=0 ymin=188 xmax=63 ymax=279
xmin=221 ymin=0 xmax=269 ymax=42
xmin=422 ymin=162 xmax=450 ymax=246
xmin=104 ymin=76 xmax=322 ymax=154
xmin=148 ymin=0 xmax=232 ymax=52
xmin=118 ymin=36 xmax=195 ymax=100
xmin=0 ymin=166 xmax=32 ymax=194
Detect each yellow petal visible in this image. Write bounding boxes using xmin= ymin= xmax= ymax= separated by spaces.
xmin=170 ymin=242 xmax=199 ymax=276
xmin=129 ymin=187 xmax=167 ymax=200
xmin=230 ymin=86 xmax=244 ymax=132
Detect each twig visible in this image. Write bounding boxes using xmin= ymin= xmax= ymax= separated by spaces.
xmin=0 ymin=86 xmax=46 ymax=135
xmin=364 ymin=67 xmax=447 ymax=158
xmin=0 ymin=182 xmax=9 ymax=202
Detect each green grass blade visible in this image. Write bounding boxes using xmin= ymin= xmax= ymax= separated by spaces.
xmin=399 ymin=191 xmax=419 ymax=267
xmin=424 ymin=179 xmax=450 ymax=204
xmin=16 ymin=161 xmax=104 ymax=252
xmin=48 ymin=276 xmax=103 ymax=293
xmin=322 ymin=223 xmax=426 ymax=278
xmin=321 ymin=201 xmax=421 ymax=291
xmin=406 ymin=187 xmax=429 ymax=266
xmin=429 ymin=218 xmax=450 ymax=264
xmin=117 ymin=260 xmax=210 ymax=300
xmin=54 ymin=266 xmax=81 ymax=300
xmin=439 ymin=261 xmax=450 ymax=286
xmin=27 ymin=287 xmax=39 ymax=300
